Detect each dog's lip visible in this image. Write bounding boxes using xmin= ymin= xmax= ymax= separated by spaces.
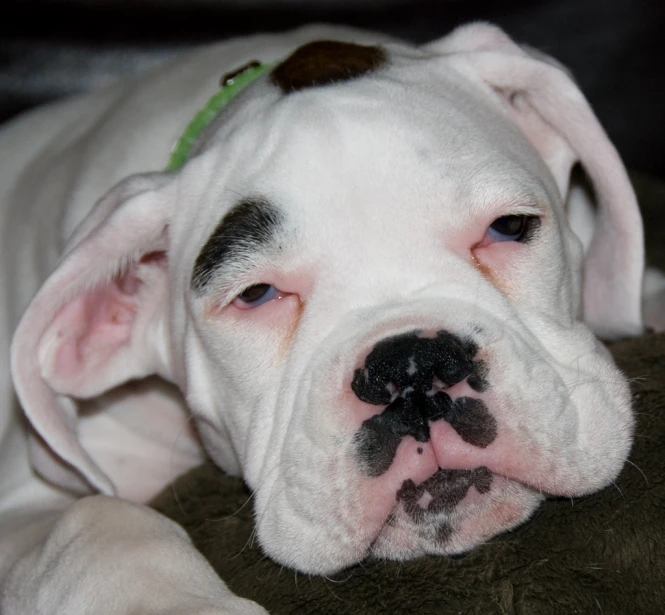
xmin=375 ymin=465 xmax=499 ymax=528
xmin=373 ymin=463 xmax=543 ymax=534
xmin=396 ymin=466 xmax=495 ymax=521
xmin=364 ymin=466 xmax=500 ymax=557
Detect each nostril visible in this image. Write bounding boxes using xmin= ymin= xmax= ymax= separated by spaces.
xmin=432 ymin=331 xmax=475 ymax=386
xmin=351 ymin=367 xmax=393 ymax=405
xmin=433 ymin=360 xmax=473 ymax=388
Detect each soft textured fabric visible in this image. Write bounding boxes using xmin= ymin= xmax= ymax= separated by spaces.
xmin=151 ymin=177 xmax=665 ymax=614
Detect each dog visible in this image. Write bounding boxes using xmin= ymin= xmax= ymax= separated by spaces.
xmin=1 ymin=21 xmax=662 ymax=614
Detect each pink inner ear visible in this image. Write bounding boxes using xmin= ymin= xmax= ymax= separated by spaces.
xmin=48 ymin=270 xmax=142 ymax=394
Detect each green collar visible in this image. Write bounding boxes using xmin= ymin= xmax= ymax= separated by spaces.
xmin=166 ymin=60 xmax=272 ymax=172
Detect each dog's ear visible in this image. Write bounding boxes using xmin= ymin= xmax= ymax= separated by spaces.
xmin=11 ymin=173 xmax=175 ymax=494
xmin=427 ymin=23 xmax=645 ymax=339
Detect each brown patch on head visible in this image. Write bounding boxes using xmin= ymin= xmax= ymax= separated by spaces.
xmin=271 ymin=40 xmax=386 ymax=93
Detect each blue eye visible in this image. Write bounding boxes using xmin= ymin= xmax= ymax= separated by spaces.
xmin=235 ymin=284 xmax=280 ymax=308
xmin=487 ymin=215 xmax=539 ymax=243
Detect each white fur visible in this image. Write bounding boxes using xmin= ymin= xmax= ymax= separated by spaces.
xmin=0 ymin=22 xmax=659 ymax=613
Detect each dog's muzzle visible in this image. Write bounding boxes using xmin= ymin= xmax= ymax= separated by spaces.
xmin=351 ymin=330 xmax=497 ymax=478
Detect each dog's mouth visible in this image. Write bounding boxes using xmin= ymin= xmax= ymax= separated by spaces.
xmin=362 ymin=466 xmax=542 ymax=562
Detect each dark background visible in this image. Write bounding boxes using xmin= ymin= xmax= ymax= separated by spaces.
xmin=2 ymin=0 xmax=664 ymax=178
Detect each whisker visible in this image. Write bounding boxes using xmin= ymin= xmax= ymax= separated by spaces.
xmin=168 ymin=406 xmax=202 ymax=518
xmin=623 ymin=458 xmax=649 ymax=486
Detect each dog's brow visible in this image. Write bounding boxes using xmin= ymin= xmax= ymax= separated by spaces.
xmin=191 ymin=197 xmax=283 ymax=294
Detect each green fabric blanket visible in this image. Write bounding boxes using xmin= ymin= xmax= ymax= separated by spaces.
xmin=152 ymin=175 xmax=665 ymax=614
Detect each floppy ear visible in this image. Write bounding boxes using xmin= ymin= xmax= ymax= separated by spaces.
xmin=11 ymin=173 xmax=175 ymax=494
xmin=427 ymin=23 xmax=645 ymax=339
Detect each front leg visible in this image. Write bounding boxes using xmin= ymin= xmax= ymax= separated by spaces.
xmin=1 ymin=495 xmax=268 ymax=615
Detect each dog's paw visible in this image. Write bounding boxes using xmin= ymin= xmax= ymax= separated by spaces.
xmin=1 ymin=495 xmax=269 ymax=615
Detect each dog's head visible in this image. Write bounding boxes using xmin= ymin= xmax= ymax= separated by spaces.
xmin=12 ymin=24 xmax=644 ymax=572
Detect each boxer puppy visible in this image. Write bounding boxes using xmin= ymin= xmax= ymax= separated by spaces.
xmin=1 ymin=22 xmax=660 ymax=614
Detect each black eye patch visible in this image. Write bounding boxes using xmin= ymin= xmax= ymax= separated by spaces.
xmin=191 ymin=197 xmax=283 ymax=294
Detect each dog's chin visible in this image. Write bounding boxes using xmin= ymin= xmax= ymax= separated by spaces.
xmin=255 ymin=469 xmax=544 ymax=576
xmin=368 ymin=473 xmax=543 ymax=562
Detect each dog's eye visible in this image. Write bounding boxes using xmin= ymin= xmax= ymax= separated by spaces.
xmin=487 ymin=215 xmax=539 ymax=243
xmin=233 ymin=284 xmax=281 ymax=309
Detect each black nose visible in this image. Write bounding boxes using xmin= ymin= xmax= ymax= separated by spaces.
xmin=351 ymin=330 xmax=479 ymax=406
xmin=351 ymin=330 xmax=495 ymax=478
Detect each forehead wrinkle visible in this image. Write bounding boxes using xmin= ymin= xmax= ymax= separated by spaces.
xmin=191 ymin=197 xmax=284 ymax=294
xmin=449 ymin=156 xmax=551 ymax=215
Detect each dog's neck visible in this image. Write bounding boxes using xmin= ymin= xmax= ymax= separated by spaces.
xmin=166 ymin=60 xmax=272 ymax=172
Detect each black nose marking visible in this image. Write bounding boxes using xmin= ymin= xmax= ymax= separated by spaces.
xmin=351 ymin=330 xmax=478 ymax=405
xmin=467 ymin=359 xmax=489 ymax=393
xmin=352 ymin=330 xmax=496 ymax=477
xmin=430 ymin=395 xmax=498 ymax=449
xmin=354 ymin=393 xmax=434 ymax=477
xmin=437 ymin=523 xmax=454 ymax=545
xmin=396 ymin=468 xmax=493 ymax=522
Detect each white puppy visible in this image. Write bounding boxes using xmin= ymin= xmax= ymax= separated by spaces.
xmin=0 ymin=22 xmax=660 ymax=614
